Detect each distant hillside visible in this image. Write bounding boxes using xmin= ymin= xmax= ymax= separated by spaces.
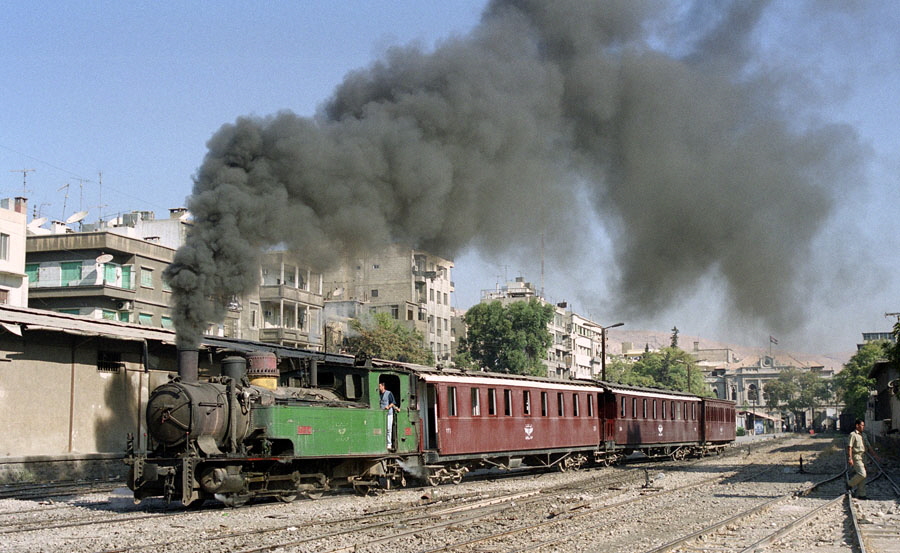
xmin=604 ymin=329 xmax=853 ymax=372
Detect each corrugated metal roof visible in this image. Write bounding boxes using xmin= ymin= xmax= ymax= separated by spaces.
xmin=0 ymin=304 xmax=175 ymax=343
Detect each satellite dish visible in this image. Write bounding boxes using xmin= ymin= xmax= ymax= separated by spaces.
xmin=96 ymin=254 xmax=114 ymax=264
xmin=66 ymin=210 xmax=89 ymax=224
xmin=28 ymin=217 xmax=47 ymax=228
xmin=331 ymin=287 xmax=344 ymax=298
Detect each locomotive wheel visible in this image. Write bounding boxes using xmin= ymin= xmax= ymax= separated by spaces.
xmin=451 ymin=472 xmax=463 ymax=485
xmin=277 ymin=494 xmax=298 ymax=503
xmin=426 ymin=474 xmax=441 ymax=487
xmin=303 ymin=491 xmax=324 ymax=500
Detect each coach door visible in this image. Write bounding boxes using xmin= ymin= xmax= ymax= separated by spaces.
xmin=424 ymin=383 xmax=438 ymax=449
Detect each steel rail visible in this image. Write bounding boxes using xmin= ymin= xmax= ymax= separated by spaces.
xmin=736 ymin=493 xmax=845 ymax=553
xmin=420 ymin=461 xmax=781 ymax=553
xmin=847 ymin=491 xmax=868 ymax=553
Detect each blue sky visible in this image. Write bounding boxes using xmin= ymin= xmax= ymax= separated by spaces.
xmin=2 ymin=1 xmax=898 ymax=354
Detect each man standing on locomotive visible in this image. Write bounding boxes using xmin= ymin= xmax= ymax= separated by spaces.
xmin=847 ymin=419 xmax=880 ymax=499
xmin=379 ymin=381 xmax=399 ymax=451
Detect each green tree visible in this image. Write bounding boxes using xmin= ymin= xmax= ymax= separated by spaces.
xmin=459 ymin=299 xmax=555 ymax=375
xmin=764 ymin=368 xmax=831 ymax=422
xmin=833 ymin=340 xmax=890 ymax=419
xmin=345 ymin=312 xmax=434 ymax=365
xmin=610 ymin=347 xmax=710 ymax=395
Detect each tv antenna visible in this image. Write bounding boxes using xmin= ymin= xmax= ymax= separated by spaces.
xmin=73 ymin=177 xmax=91 ymax=211
xmin=58 ymin=182 xmax=72 ymax=220
xmin=9 ymin=169 xmax=35 ymax=196
xmin=886 ymin=312 xmax=900 ymax=322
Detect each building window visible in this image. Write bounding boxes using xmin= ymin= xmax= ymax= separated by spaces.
xmin=122 ymin=265 xmax=134 ymax=289
xmin=61 ymin=261 xmax=82 ymax=286
xmin=391 ymin=305 xmax=399 ymax=319
xmin=0 ymin=233 xmax=8 ymax=261
xmin=140 ymin=267 xmax=153 ymax=288
xmin=101 ymin=309 xmax=117 ymax=320
xmin=97 ymin=351 xmax=124 ymax=373
xmin=371 ymin=289 xmax=378 ymax=298
xmin=372 ymin=264 xmax=380 ymax=269
xmin=138 ymin=313 xmax=153 ymax=325
xmin=0 ymin=289 xmax=8 ymax=304
xmin=161 ymin=316 xmax=174 ymax=329
xmin=443 ymin=292 xmax=448 ymax=305
xmin=25 ymin=263 xmax=38 ymax=285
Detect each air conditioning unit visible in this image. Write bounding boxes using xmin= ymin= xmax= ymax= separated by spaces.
xmin=116 ymin=300 xmax=133 ymax=311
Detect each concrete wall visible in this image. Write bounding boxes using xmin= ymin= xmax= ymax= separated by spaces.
xmin=0 ymin=329 xmax=176 ymax=482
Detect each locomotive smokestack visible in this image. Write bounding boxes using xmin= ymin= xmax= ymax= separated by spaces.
xmin=178 ymin=348 xmax=199 ymax=383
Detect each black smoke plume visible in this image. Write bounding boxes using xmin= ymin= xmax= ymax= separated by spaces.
xmin=164 ymin=0 xmax=864 ymax=349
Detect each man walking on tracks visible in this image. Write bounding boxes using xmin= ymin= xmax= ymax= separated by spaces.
xmin=847 ymin=419 xmax=880 ymax=499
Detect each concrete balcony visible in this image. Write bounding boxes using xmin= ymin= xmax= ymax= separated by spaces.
xmin=258 ymin=285 xmax=323 ymax=307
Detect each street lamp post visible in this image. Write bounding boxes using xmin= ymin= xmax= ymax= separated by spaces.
xmin=600 ymin=322 xmax=624 ymax=381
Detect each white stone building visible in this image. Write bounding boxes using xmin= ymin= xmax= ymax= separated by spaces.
xmin=0 ymin=197 xmax=28 ymax=307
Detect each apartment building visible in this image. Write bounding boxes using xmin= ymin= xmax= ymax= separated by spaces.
xmin=0 ymin=197 xmax=28 ymax=307
xmin=256 ymin=251 xmax=324 ymax=349
xmin=478 ymin=277 xmax=609 ymax=379
xmin=324 ymin=245 xmax=454 ymax=361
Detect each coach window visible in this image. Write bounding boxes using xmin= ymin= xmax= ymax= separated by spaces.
xmin=523 ymin=391 xmax=532 ymax=415
xmin=471 ymin=388 xmax=481 ymax=416
xmin=632 ymin=397 xmax=637 ymax=418
xmin=692 ymin=403 xmax=696 ymax=420
xmin=448 ymin=387 xmax=457 ymax=416
xmin=488 ymin=388 xmax=497 ymax=415
xmin=620 ymin=397 xmax=626 ymax=418
xmin=662 ymin=400 xmax=666 ymax=419
xmin=653 ymin=399 xmax=658 ymax=419
xmin=671 ymin=401 xmax=676 ymax=420
xmin=573 ymin=394 xmax=580 ymax=416
xmin=504 ymin=389 xmax=512 ymax=416
xmin=642 ymin=399 xmax=647 ymax=418
xmin=541 ymin=392 xmax=549 ymax=416
xmin=588 ymin=394 xmax=594 ymax=417
xmin=557 ymin=393 xmax=564 ymax=416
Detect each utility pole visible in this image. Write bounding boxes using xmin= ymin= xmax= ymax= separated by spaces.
xmin=9 ymin=169 xmax=35 ymax=196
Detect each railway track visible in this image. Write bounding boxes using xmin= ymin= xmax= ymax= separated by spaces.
xmin=5 ymin=436 xmax=889 ymax=553
xmin=0 ymin=478 xmax=123 ymax=501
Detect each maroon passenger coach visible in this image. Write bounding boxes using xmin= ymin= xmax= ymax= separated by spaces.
xmin=405 ymin=366 xmax=735 ymax=481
